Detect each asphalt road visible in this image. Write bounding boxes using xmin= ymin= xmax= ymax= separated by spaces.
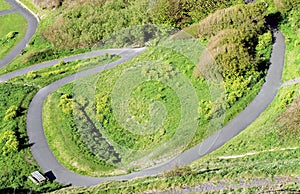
xmin=24 ymin=30 xmax=285 ymax=187
xmin=0 ymin=0 xmax=38 ymax=68
xmin=0 ymin=8 xmax=17 ymax=16
xmin=0 ymin=0 xmax=287 ymax=188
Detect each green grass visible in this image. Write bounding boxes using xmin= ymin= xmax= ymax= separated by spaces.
xmin=9 ymin=54 xmax=120 ymax=88
xmin=0 ymin=83 xmax=61 ymax=192
xmin=0 ymin=13 xmax=27 ymax=60
xmin=0 ymin=0 xmax=12 ymax=11
xmin=281 ymin=23 xmax=300 ymax=82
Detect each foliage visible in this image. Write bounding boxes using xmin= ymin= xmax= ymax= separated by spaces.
xmin=256 ymin=31 xmax=273 ymax=65
xmin=0 ymin=130 xmax=18 ymax=156
xmin=59 ymin=94 xmax=73 ymax=114
xmin=0 ymin=83 xmax=62 ymax=192
xmin=43 ymin=0 xmax=243 ymax=48
xmin=184 ymin=2 xmax=267 ymax=40
xmin=3 ymin=105 xmax=18 ymax=122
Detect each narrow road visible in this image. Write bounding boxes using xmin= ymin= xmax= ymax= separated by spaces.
xmin=0 ymin=0 xmax=288 ymax=188
xmin=24 ymin=30 xmax=285 ymax=186
xmin=281 ymin=77 xmax=300 ymax=87
xmin=0 ymin=0 xmax=38 ymax=67
xmin=0 ymin=8 xmax=17 ymax=16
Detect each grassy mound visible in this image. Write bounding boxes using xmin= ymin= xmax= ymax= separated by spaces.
xmin=0 ymin=13 xmax=27 ymax=59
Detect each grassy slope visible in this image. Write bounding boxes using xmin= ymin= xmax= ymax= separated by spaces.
xmin=281 ymin=24 xmax=300 ymax=82
xmin=0 ymin=0 xmax=12 ymax=11
xmin=0 ymin=0 xmax=297 ymax=193
xmin=0 ymin=13 xmax=27 ymax=59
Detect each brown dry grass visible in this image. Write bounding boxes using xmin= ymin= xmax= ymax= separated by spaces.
xmin=277 ymin=96 xmax=300 ymax=137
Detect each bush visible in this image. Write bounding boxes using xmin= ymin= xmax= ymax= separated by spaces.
xmin=5 ymin=31 xmax=18 ymax=40
xmin=0 ymin=130 xmax=18 ymax=156
xmin=184 ymin=2 xmax=267 ymax=39
xmin=43 ymin=0 xmax=244 ymax=48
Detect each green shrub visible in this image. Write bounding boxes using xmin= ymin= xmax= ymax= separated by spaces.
xmin=0 ymin=130 xmax=18 ymax=156
xmin=3 ymin=105 xmax=18 ymax=122
xmin=5 ymin=31 xmax=18 ymax=39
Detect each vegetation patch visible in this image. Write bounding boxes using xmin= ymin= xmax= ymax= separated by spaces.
xmin=42 ymin=0 xmax=244 ymax=49
xmin=0 ymin=0 xmax=12 ymax=11
xmin=9 ymin=53 xmax=119 ymax=87
xmin=0 ymin=83 xmax=61 ymax=192
xmin=0 ymin=13 xmax=27 ymax=60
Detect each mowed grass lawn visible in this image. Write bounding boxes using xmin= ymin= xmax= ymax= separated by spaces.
xmin=0 ymin=0 xmax=12 ymax=11
xmin=0 ymin=13 xmax=27 ymax=59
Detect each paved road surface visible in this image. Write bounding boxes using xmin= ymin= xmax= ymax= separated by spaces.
xmin=281 ymin=77 xmax=300 ymax=87
xmin=0 ymin=0 xmax=38 ymax=68
xmin=0 ymin=8 xmax=17 ymax=16
xmin=0 ymin=0 xmax=288 ymax=188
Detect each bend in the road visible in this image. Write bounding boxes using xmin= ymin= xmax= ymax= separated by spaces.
xmin=0 ymin=8 xmax=17 ymax=16
xmin=0 ymin=48 xmax=144 ymax=82
xmin=0 ymin=0 xmax=38 ymax=68
xmin=25 ymin=30 xmax=286 ymax=186
xmin=26 ymin=48 xmax=146 ymax=186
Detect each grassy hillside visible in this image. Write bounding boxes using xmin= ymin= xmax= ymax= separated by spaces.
xmin=42 ymin=0 xmax=244 ymax=49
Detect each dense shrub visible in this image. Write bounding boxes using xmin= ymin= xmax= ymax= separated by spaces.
xmin=184 ymin=2 xmax=267 ymax=39
xmin=43 ymin=0 xmax=244 ymax=48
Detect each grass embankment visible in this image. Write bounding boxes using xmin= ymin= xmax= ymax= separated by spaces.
xmin=0 ymin=0 xmax=12 ymax=11
xmin=0 ymin=13 xmax=27 ymax=60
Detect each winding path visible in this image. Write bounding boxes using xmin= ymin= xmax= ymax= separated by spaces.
xmin=0 ymin=0 xmax=291 ymax=188
xmin=0 ymin=0 xmax=38 ymax=68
